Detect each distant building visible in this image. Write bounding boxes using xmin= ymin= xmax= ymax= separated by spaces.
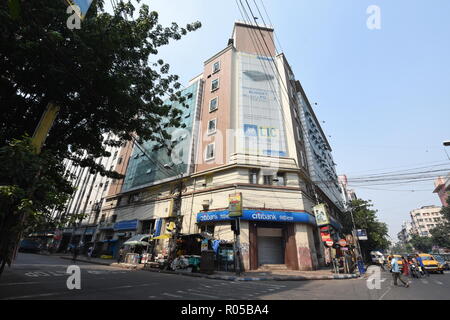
xmin=397 ymin=221 xmax=413 ymax=243
xmin=433 ymin=175 xmax=450 ymax=207
xmin=410 ymin=205 xmax=445 ymax=238
xmin=338 ymin=175 xmax=358 ymax=208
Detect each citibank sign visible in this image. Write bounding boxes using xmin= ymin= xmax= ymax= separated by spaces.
xmin=197 ymin=210 xmax=316 ymax=226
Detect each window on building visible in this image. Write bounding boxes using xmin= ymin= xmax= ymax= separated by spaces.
xmin=212 ymin=61 xmax=220 ymax=74
xmin=117 ymin=157 xmax=123 ymax=165
xmin=208 ymin=119 xmax=217 ymax=135
xmin=111 ymin=215 xmax=117 ymax=223
xmin=204 ymin=175 xmax=213 ymax=187
xmin=276 ymin=172 xmax=286 ymax=186
xmin=209 ymin=97 xmax=218 ymax=112
xmin=205 ymin=143 xmax=215 ymax=161
xmin=300 ymin=150 xmax=307 ymax=168
xmin=211 ymin=78 xmax=219 ymax=91
xmin=113 ymin=150 xmax=118 ymax=160
xmin=263 ymin=175 xmax=273 ymax=185
xmin=104 ymin=180 xmax=109 ymax=191
xmin=249 ymin=169 xmax=259 ymax=184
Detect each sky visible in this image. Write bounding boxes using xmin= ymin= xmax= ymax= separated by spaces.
xmin=103 ymin=0 xmax=450 ymax=241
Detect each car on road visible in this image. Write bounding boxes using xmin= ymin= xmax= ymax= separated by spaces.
xmin=432 ymin=254 xmax=450 ymax=271
xmin=387 ymin=255 xmax=404 ymax=270
xmin=18 ymin=239 xmax=41 ymax=253
xmin=418 ymin=253 xmax=444 ymax=274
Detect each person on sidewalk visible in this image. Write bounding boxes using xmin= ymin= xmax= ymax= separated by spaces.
xmin=118 ymin=247 xmax=124 ymax=263
xmin=72 ymin=244 xmax=79 ymax=262
xmin=391 ymin=257 xmax=409 ymax=287
xmin=87 ymin=246 xmax=94 ymax=260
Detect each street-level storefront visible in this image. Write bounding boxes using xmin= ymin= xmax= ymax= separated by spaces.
xmin=197 ymin=209 xmax=318 ymax=271
xmin=113 ymin=220 xmax=139 ymax=258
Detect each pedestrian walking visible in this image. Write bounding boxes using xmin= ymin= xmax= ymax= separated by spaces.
xmin=72 ymin=244 xmax=79 ymax=262
xmin=391 ymin=257 xmax=409 ymax=287
xmin=87 ymin=246 xmax=94 ymax=260
xmin=416 ymin=254 xmax=429 ymax=277
xmin=402 ymin=256 xmax=410 ymax=277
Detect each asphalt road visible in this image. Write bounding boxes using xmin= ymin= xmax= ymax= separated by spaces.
xmin=0 ymin=253 xmax=449 ymax=300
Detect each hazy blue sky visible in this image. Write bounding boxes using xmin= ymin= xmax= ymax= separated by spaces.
xmin=104 ymin=0 xmax=450 ymax=241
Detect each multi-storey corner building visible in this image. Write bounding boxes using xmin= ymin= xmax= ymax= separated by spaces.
xmin=434 ymin=175 xmax=450 ymax=207
xmin=100 ymin=22 xmax=345 ymax=271
xmin=410 ymin=205 xmax=445 ymax=238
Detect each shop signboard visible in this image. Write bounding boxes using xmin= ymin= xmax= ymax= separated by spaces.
xmin=325 ymin=240 xmax=334 ymax=247
xmin=201 ymin=239 xmax=209 ymax=252
xmin=198 ymin=210 xmax=316 ymax=225
xmin=338 ymin=239 xmax=348 ymax=247
xmin=228 ymin=193 xmax=243 ymax=218
xmin=346 ymin=234 xmax=354 ymax=245
xmin=313 ymin=204 xmax=330 ymax=227
xmin=114 ymin=220 xmax=138 ymax=231
xmin=356 ymin=229 xmax=368 ymax=240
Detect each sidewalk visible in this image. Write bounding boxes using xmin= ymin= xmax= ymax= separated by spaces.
xmin=55 ymin=254 xmax=360 ymax=281
xmin=140 ymin=264 xmax=360 ymax=281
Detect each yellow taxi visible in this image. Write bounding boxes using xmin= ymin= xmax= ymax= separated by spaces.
xmin=387 ymin=255 xmax=404 ymax=269
xmin=418 ymin=254 xmax=444 ymax=274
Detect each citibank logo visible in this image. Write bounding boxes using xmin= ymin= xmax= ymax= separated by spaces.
xmin=251 ymin=212 xmax=276 ymax=221
xmin=199 ymin=214 xmax=218 ymax=221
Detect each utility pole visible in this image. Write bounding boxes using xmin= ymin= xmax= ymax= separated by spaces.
xmin=166 ymin=175 xmax=184 ymax=270
xmin=229 ymin=188 xmax=242 ymax=276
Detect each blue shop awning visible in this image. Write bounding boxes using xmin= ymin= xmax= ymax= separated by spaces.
xmin=197 ymin=209 xmax=316 ymax=226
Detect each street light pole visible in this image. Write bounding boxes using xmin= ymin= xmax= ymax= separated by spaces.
xmin=443 ymin=141 xmax=450 ymax=160
xmin=349 ymin=205 xmax=363 ymax=262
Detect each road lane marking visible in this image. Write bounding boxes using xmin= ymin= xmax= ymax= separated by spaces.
xmin=434 ymin=281 xmax=443 ymax=285
xmin=162 ymin=293 xmax=183 ymax=298
xmin=421 ymin=279 xmax=429 ymax=284
xmin=187 ymin=290 xmax=219 ymax=299
xmin=378 ymin=287 xmax=392 ymax=300
xmin=0 ymin=282 xmax=40 ymax=286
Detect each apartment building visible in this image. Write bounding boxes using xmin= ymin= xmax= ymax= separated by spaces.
xmin=53 ymin=134 xmax=133 ymax=251
xmin=99 ymin=22 xmax=345 ymax=271
xmin=410 ymin=205 xmax=445 ymax=237
xmin=434 ymin=175 xmax=450 ymax=207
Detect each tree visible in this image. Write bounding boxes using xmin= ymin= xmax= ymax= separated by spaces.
xmin=0 ymin=0 xmax=201 ymax=275
xmin=338 ymin=199 xmax=391 ymax=261
xmin=409 ymin=234 xmax=433 ymax=253
xmin=430 ymin=195 xmax=450 ymax=249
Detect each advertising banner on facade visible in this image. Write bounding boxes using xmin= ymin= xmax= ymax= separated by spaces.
xmin=228 ymin=193 xmax=243 ymax=217
xmin=313 ymin=204 xmax=330 ymax=227
xmin=237 ymin=53 xmax=287 ymax=157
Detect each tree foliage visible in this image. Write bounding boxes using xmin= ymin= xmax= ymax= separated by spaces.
xmin=338 ymin=199 xmax=390 ymax=260
xmin=409 ymin=234 xmax=433 ymax=253
xmin=0 ymin=0 xmax=201 ymax=275
xmin=430 ymin=196 xmax=450 ymax=249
